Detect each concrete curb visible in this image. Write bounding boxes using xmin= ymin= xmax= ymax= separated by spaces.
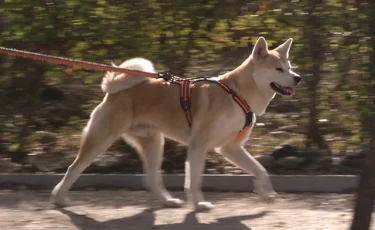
xmin=0 ymin=174 xmax=359 ymax=193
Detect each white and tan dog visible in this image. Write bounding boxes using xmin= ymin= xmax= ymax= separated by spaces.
xmin=51 ymin=37 xmax=301 ymax=211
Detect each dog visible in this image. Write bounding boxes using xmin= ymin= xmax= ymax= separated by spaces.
xmin=51 ymin=37 xmax=301 ymax=211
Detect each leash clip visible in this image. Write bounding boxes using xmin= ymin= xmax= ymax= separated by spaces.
xmin=157 ymin=72 xmax=173 ymax=81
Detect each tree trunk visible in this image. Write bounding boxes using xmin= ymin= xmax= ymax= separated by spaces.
xmin=350 ymin=1 xmax=375 ymax=229
xmin=304 ymin=0 xmax=330 ymax=152
xmin=350 ymin=108 xmax=375 ymax=229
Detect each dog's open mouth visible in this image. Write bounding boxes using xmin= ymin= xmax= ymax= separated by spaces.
xmin=270 ymin=82 xmax=295 ymax=96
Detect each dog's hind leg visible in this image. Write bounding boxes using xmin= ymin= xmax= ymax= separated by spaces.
xmin=51 ymin=101 xmax=127 ymax=207
xmin=220 ymin=144 xmax=277 ymax=203
xmin=123 ymin=132 xmax=184 ymax=208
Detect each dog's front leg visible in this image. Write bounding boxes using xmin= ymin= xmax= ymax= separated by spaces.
xmin=184 ymin=143 xmax=213 ymax=211
xmin=221 ymin=145 xmax=277 ymax=203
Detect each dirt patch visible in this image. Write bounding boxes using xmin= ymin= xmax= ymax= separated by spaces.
xmin=0 ymin=189 xmax=362 ymax=230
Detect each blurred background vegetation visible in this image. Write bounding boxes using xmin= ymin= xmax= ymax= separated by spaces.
xmin=0 ymin=0 xmax=374 ymax=175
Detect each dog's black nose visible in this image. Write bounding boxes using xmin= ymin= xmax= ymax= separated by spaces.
xmin=294 ymin=76 xmax=301 ymax=84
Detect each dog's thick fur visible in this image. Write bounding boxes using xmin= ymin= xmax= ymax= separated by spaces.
xmin=51 ymin=37 xmax=301 ymax=211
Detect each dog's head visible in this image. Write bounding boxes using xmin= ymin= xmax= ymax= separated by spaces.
xmin=251 ymin=37 xmax=301 ymax=97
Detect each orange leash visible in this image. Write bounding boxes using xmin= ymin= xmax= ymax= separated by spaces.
xmin=0 ymin=46 xmax=173 ymax=79
xmin=0 ymin=46 xmax=253 ymax=139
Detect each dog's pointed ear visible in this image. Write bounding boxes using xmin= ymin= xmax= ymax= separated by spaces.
xmin=252 ymin=37 xmax=268 ymax=61
xmin=275 ymin=38 xmax=293 ymax=58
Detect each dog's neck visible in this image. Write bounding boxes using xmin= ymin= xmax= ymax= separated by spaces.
xmin=219 ymin=57 xmax=276 ymax=116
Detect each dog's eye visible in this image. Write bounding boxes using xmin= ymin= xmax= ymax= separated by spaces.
xmin=276 ymin=68 xmax=283 ymax=72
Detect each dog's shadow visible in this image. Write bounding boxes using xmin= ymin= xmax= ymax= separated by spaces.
xmin=58 ymin=207 xmax=268 ymax=230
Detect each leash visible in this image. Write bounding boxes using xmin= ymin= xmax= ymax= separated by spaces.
xmin=0 ymin=46 xmax=173 ymax=80
xmin=0 ymin=46 xmax=253 ymax=139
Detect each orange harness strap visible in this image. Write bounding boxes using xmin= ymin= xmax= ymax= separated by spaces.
xmin=172 ymin=79 xmax=194 ymax=126
xmin=171 ymin=77 xmax=254 ymax=140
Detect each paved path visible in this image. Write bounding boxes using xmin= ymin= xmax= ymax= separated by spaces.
xmin=0 ymin=189 xmax=364 ymax=230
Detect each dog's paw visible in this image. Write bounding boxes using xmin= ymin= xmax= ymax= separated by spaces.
xmin=163 ymin=198 xmax=184 ymax=208
xmin=195 ymin=201 xmax=215 ymax=212
xmin=253 ymin=179 xmax=278 ymax=204
xmin=51 ymin=196 xmax=72 ymax=207
xmin=50 ymin=194 xmax=72 ymax=208
xmin=258 ymin=191 xmax=278 ymax=204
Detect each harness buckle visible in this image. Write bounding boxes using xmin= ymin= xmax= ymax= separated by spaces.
xmin=245 ymin=112 xmax=253 ymax=126
xmin=180 ymin=97 xmax=191 ymax=110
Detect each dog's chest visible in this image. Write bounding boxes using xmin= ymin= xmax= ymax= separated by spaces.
xmin=207 ymin=112 xmax=255 ymax=147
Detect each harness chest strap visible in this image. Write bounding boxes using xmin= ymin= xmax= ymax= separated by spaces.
xmin=171 ymin=78 xmax=254 ymax=140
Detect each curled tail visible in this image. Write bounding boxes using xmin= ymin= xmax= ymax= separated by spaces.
xmin=101 ymin=57 xmax=155 ymax=94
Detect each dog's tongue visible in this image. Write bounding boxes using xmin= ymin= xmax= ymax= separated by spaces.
xmin=286 ymin=87 xmax=295 ymax=96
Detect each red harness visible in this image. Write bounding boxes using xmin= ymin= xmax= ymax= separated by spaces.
xmin=170 ymin=77 xmax=254 ymax=141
